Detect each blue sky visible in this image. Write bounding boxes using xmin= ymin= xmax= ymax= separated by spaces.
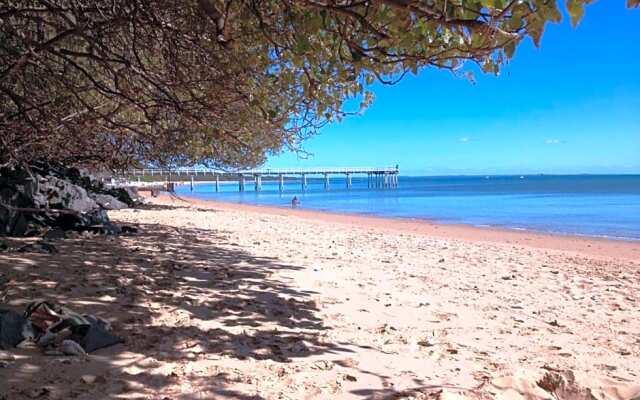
xmin=266 ymin=1 xmax=640 ymax=176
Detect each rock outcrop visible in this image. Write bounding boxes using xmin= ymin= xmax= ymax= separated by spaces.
xmin=33 ymin=174 xmax=98 ymax=213
xmin=0 ymin=162 xmax=139 ymax=237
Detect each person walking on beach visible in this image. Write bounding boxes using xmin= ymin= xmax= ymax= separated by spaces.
xmin=291 ymin=196 xmax=300 ymax=208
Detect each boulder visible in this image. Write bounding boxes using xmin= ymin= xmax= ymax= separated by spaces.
xmin=0 ymin=162 xmax=141 ymax=237
xmin=52 ymin=209 xmax=109 ymax=231
xmin=0 ymin=209 xmax=28 ymax=236
xmin=104 ymin=187 xmax=136 ymax=207
xmin=9 ymin=212 xmax=29 ymax=236
xmin=53 ymin=212 xmax=86 ymax=231
xmin=90 ymin=194 xmax=128 ymax=210
xmin=0 ymin=167 xmax=36 ymax=207
xmin=33 ymin=174 xmax=98 ymax=213
xmin=0 ymin=167 xmax=42 ymax=236
xmin=84 ymin=209 xmax=109 ymax=226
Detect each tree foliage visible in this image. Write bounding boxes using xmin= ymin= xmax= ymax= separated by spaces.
xmin=1 ymin=0 xmax=630 ymax=170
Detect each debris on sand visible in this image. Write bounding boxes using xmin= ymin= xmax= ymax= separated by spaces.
xmin=0 ymin=301 xmax=123 ymax=356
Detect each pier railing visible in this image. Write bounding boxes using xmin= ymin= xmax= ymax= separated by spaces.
xmin=125 ymin=166 xmax=399 ymax=176
xmin=119 ymin=166 xmax=399 ymax=192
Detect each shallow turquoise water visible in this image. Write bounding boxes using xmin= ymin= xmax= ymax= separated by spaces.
xmin=176 ymin=175 xmax=640 ymax=240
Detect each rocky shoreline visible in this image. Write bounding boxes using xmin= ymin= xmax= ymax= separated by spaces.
xmin=1 ymin=163 xmax=142 ymax=241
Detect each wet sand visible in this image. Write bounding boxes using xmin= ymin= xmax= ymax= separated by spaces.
xmin=165 ymin=193 xmax=640 ymax=261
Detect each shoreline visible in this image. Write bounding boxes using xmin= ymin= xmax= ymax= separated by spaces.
xmin=177 ymin=191 xmax=640 ymax=242
xmin=154 ymin=193 xmax=640 ymax=261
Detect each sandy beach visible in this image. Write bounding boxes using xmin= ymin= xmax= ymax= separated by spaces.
xmin=1 ymin=194 xmax=639 ymax=399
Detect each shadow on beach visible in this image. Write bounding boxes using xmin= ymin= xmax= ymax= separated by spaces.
xmin=0 ymin=222 xmax=349 ymax=399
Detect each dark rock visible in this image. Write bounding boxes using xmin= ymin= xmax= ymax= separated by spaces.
xmin=1 ymin=207 xmax=42 ymax=237
xmin=0 ymin=209 xmax=21 ymax=236
xmin=0 ymin=162 xmax=127 ymax=237
xmin=61 ymin=339 xmax=87 ymax=356
xmin=121 ymin=225 xmax=139 ymax=235
xmin=52 ymin=209 xmax=110 ymax=233
xmin=84 ymin=209 xmax=109 ymax=226
xmin=33 ymin=174 xmax=98 ymax=212
xmin=54 ymin=213 xmax=86 ymax=232
xmin=124 ymin=187 xmax=142 ymax=204
xmin=0 ymin=188 xmax=13 ymax=206
xmin=66 ymin=167 xmax=81 ymax=181
xmin=105 ymin=223 xmax=123 ymax=235
xmin=17 ymin=241 xmax=58 ymax=254
xmin=104 ymin=187 xmax=135 ymax=207
xmin=0 ymin=309 xmax=36 ymax=349
xmin=1 ymin=177 xmax=29 ymax=235
xmin=84 ymin=223 xmax=121 ymax=236
xmin=0 ymin=166 xmax=32 ymax=193
xmin=43 ymin=228 xmax=66 ymax=241
xmin=76 ymin=315 xmax=124 ymax=353
xmin=9 ymin=212 xmax=29 ymax=236
xmin=90 ymin=193 xmax=128 ymax=210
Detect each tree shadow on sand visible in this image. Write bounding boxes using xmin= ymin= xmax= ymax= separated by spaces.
xmin=0 ymin=222 xmax=353 ymax=399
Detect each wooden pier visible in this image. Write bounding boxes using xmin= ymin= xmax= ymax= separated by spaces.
xmin=122 ymin=166 xmax=399 ymax=192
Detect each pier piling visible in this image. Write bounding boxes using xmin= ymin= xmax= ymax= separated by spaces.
xmin=239 ymin=175 xmax=245 ymax=192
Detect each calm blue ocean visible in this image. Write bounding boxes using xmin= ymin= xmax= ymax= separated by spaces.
xmin=176 ymin=175 xmax=640 ymax=240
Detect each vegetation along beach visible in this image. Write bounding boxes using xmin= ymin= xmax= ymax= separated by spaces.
xmin=1 ymin=0 xmax=639 ymax=399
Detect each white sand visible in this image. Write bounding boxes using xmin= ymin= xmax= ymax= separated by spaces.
xmin=0 ymin=195 xmax=638 ymax=399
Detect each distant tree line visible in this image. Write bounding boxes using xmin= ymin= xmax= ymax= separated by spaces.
xmin=2 ymin=0 xmax=634 ymax=170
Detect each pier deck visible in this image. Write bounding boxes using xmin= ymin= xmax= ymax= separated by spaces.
xmin=122 ymin=166 xmax=399 ymax=192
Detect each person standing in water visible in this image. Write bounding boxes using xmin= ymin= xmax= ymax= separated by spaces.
xmin=291 ymin=196 xmax=300 ymax=208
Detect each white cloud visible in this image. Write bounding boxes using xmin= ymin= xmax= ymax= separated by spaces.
xmin=545 ymin=139 xmax=561 ymax=145
xmin=459 ymin=137 xmax=470 ymax=143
